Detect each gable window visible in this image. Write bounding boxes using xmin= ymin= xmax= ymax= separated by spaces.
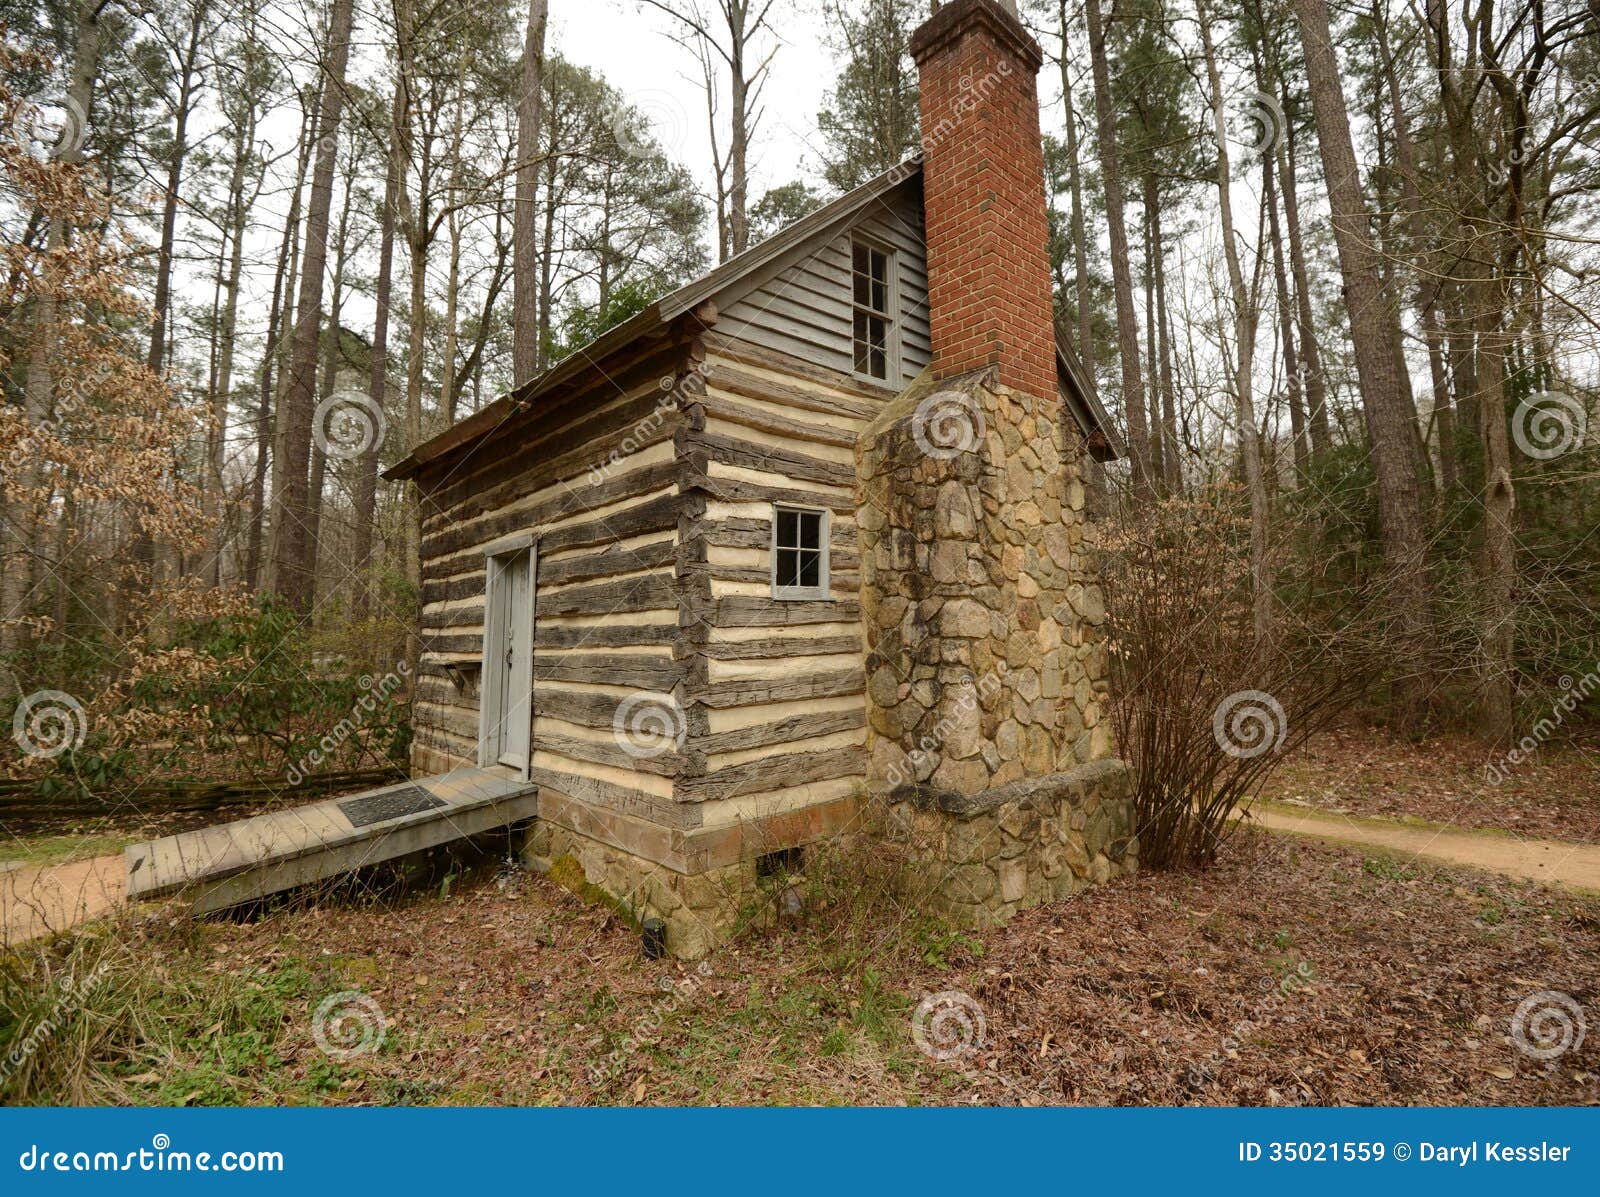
xmin=851 ymin=239 xmax=894 ymax=380
xmin=771 ymin=506 xmax=830 ymax=601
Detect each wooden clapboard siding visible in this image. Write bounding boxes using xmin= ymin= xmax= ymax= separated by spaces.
xmin=716 ymin=187 xmax=930 ymax=385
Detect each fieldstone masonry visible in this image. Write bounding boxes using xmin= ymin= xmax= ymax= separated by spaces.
xmin=856 ymin=368 xmax=1137 ymax=924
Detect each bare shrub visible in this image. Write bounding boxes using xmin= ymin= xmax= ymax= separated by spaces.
xmin=1100 ymin=491 xmax=1380 ymax=869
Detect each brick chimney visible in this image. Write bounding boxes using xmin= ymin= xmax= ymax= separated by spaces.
xmin=911 ymin=0 xmax=1055 ymax=402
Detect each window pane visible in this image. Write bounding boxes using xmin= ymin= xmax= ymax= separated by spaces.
xmin=797 ymin=511 xmax=821 ymax=550
xmin=797 ymin=550 xmax=821 ymax=589
xmin=870 ymin=251 xmax=888 ymax=311
xmin=776 ymin=547 xmax=800 ymax=588
xmin=777 ymin=508 xmax=798 ymax=548
xmin=853 ymin=310 xmax=870 ymax=373
xmin=853 ymin=266 xmax=870 ymax=308
xmin=853 ymin=241 xmax=868 ymax=276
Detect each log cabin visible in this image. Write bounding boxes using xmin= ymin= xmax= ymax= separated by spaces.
xmin=386 ymin=0 xmax=1140 ymax=957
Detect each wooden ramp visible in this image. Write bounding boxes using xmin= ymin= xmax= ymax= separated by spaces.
xmin=125 ymin=769 xmax=539 ymax=913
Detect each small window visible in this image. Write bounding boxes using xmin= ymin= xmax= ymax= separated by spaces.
xmin=851 ymin=239 xmax=894 ymax=380
xmin=771 ymin=506 xmax=830 ymax=601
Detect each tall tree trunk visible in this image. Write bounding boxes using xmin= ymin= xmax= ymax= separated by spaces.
xmin=1264 ymin=147 xmax=1308 ymax=476
xmin=354 ymin=81 xmax=404 ymax=621
xmin=1198 ymin=0 xmax=1271 ymax=644
xmin=206 ymin=60 xmax=258 ymax=587
xmin=146 ymin=0 xmax=208 ymax=378
xmin=1057 ymin=0 xmax=1095 ymax=375
xmin=1 ymin=0 xmax=102 ymax=697
xmin=1293 ymin=0 xmax=1435 ymax=716
xmin=266 ymin=0 xmax=355 ymax=612
xmin=1083 ymin=0 xmax=1152 ymax=493
xmin=1275 ymin=117 xmax=1332 ymax=455
xmin=512 ymin=0 xmax=547 ymax=387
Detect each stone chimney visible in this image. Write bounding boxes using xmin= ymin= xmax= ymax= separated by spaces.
xmin=853 ymin=0 xmax=1135 ymax=928
xmin=911 ymin=0 xmax=1056 ymax=402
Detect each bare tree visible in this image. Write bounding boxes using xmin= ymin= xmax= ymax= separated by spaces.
xmin=1292 ymin=0 xmax=1436 ymax=717
xmin=640 ymin=0 xmax=777 ymax=260
xmin=1083 ymin=0 xmax=1153 ymax=493
xmin=512 ymin=0 xmax=547 ymax=386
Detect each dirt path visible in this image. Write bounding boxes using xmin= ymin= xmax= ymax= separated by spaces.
xmin=1247 ymin=801 xmax=1600 ymax=894
xmin=1 ymin=854 xmax=126 ymax=947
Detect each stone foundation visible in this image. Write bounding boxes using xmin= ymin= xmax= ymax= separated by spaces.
xmin=867 ymin=758 xmax=1138 ymax=928
xmin=521 ymin=818 xmax=761 ymax=960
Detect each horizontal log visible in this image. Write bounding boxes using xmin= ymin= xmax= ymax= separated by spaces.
xmin=534 ymin=653 xmax=680 ymax=690
xmin=705 ymin=333 xmax=894 ymax=406
xmin=536 ymin=572 xmax=677 ymax=617
xmin=688 ymin=429 xmax=856 ymax=490
xmin=692 ymin=474 xmax=856 ymax=513
xmin=700 ymin=634 xmax=862 ymax=660
xmin=696 ymin=707 xmax=866 ymax=755
xmin=690 ymin=666 xmax=864 ymax=709
xmin=678 ymin=743 xmax=865 ymax=803
xmin=534 ymin=731 xmax=679 ymax=778
xmin=536 ymin=622 xmax=680 ymax=650
xmin=528 ymin=764 xmax=696 ymax=829
xmin=538 ymin=537 xmax=677 ymax=586
xmin=699 ymin=516 xmax=858 ymax=552
xmin=714 ymin=596 xmax=861 ymax=627
xmin=699 ymin=392 xmax=861 ymax=449
xmin=423 ymin=462 xmax=679 ymax=565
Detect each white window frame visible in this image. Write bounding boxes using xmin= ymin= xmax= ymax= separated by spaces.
xmin=849 ymin=235 xmax=898 ymax=383
xmin=770 ymin=505 xmax=831 ymax=602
